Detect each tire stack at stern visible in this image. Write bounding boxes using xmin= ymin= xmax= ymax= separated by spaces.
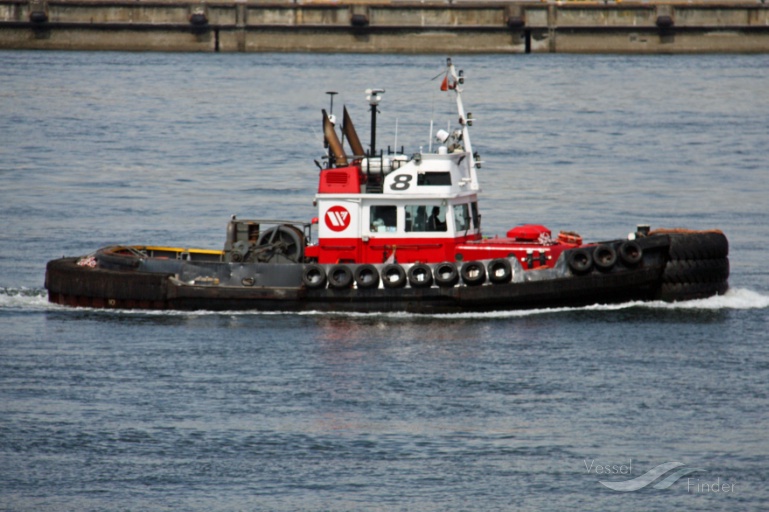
xmin=659 ymin=231 xmax=729 ymax=301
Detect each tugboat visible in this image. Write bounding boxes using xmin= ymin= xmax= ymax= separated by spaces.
xmin=45 ymin=59 xmax=729 ymax=313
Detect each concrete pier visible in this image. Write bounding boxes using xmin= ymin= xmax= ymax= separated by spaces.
xmin=1 ymin=1 xmax=768 ymax=53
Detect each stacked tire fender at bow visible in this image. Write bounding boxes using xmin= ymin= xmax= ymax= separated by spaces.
xmin=657 ymin=229 xmax=729 ymax=301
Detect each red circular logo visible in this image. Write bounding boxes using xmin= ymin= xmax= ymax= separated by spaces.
xmin=324 ymin=205 xmax=351 ymax=232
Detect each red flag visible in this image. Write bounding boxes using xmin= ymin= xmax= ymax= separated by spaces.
xmin=440 ymin=75 xmax=449 ymax=91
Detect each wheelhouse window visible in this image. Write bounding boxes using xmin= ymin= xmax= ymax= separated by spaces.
xmin=370 ymin=205 xmax=397 ymax=233
xmin=453 ymin=204 xmax=470 ymax=232
xmin=471 ymin=202 xmax=480 ymax=230
xmin=417 ymin=172 xmax=452 ymax=186
xmin=405 ymin=205 xmax=447 ymax=232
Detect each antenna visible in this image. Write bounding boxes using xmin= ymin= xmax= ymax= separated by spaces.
xmin=326 ymin=91 xmax=339 ymax=130
xmin=393 ymin=118 xmax=399 ymax=155
xmin=366 ymin=88 xmax=384 ymax=156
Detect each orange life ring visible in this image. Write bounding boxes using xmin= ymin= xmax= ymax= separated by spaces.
xmin=558 ymin=231 xmax=582 ymax=246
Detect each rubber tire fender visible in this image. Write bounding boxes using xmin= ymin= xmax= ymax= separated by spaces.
xmin=407 ymin=263 xmax=434 ymax=289
xmin=662 ymin=258 xmax=730 ymax=285
xmin=488 ymin=258 xmax=513 ymax=284
xmin=302 ymin=264 xmax=327 ymax=289
xmin=328 ymin=264 xmax=353 ymax=289
xmin=353 ymin=264 xmax=380 ymax=289
xmin=593 ymin=244 xmax=617 ymax=271
xmin=434 ymin=262 xmax=459 ymax=288
xmin=667 ymin=232 xmax=728 ymax=260
xmin=659 ymin=281 xmax=729 ymax=302
xmin=619 ymin=241 xmax=643 ymax=267
xmin=460 ymin=261 xmax=487 ymax=286
xmin=568 ymin=248 xmax=593 ymax=275
xmin=382 ymin=264 xmax=407 ymax=289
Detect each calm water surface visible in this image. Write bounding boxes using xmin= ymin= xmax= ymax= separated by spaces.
xmin=1 ymin=52 xmax=768 ymax=511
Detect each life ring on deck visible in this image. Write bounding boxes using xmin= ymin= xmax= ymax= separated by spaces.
xmin=558 ymin=231 xmax=582 ymax=245
xmin=593 ymin=244 xmax=617 ymax=271
xmin=619 ymin=241 xmax=643 ymax=267
xmin=568 ymin=248 xmax=593 ymax=275
xmin=302 ymin=264 xmax=327 ymax=289
xmin=328 ymin=264 xmax=353 ymax=289
xmin=407 ymin=263 xmax=434 ymax=289
xmin=354 ymin=264 xmax=380 ymax=289
xmin=434 ymin=262 xmax=459 ymax=287
xmin=461 ymin=261 xmax=487 ymax=286
xmin=382 ymin=264 xmax=407 ymax=289
xmin=488 ymin=258 xmax=513 ymax=284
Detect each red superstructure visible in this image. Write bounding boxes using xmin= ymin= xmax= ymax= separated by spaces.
xmin=305 ymin=59 xmax=583 ymax=271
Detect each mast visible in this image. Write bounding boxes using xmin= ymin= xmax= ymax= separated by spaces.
xmin=444 ymin=58 xmax=480 ymax=190
xmin=365 ymin=88 xmax=384 ymax=156
xmin=445 ymin=59 xmax=473 ymax=160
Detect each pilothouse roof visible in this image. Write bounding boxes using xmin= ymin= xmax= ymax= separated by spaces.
xmin=319 ymin=58 xmax=481 ymax=198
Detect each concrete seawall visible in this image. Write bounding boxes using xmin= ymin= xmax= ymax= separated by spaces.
xmin=1 ymin=1 xmax=768 ymax=53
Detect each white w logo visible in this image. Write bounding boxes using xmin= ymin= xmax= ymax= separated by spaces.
xmin=326 ymin=210 xmax=348 ymax=227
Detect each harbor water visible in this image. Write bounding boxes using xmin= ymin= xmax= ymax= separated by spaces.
xmin=1 ymin=52 xmax=768 ymax=511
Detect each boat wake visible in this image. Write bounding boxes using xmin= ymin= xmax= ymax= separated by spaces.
xmin=0 ymin=287 xmax=50 ymax=311
xmin=2 ymin=286 xmax=768 ymax=318
xmin=431 ymin=287 xmax=769 ymax=319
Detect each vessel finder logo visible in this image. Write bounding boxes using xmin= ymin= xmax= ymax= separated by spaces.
xmin=325 ymin=206 xmax=351 ymax=232
xmin=586 ymin=459 xmax=706 ymax=492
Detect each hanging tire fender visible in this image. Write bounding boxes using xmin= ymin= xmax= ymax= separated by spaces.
xmin=302 ymin=264 xmax=327 ymax=289
xmin=353 ymin=264 xmax=380 ymax=289
xmin=568 ymin=248 xmax=593 ymax=275
xmin=328 ymin=264 xmax=353 ymax=289
xmin=487 ymin=258 xmax=513 ymax=284
xmin=407 ymin=263 xmax=434 ymax=288
xmin=382 ymin=264 xmax=407 ymax=289
xmin=460 ymin=261 xmax=487 ymax=286
xmin=593 ymin=244 xmax=617 ymax=271
xmin=434 ymin=262 xmax=459 ymax=288
xmin=619 ymin=241 xmax=643 ymax=267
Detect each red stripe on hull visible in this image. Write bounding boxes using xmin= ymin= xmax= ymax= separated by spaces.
xmin=316 ymin=235 xmax=479 ymax=264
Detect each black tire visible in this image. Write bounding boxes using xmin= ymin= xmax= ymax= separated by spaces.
xmin=667 ymin=232 xmax=728 ymax=261
xmin=382 ymin=264 xmax=407 ymax=289
xmin=593 ymin=244 xmax=617 ymax=271
xmin=488 ymin=258 xmax=513 ymax=284
xmin=302 ymin=264 xmax=326 ymax=289
xmin=328 ymin=264 xmax=353 ymax=289
xmin=434 ymin=262 xmax=459 ymax=288
xmin=94 ymin=248 xmax=141 ymax=270
xmin=568 ymin=248 xmax=593 ymax=275
xmin=659 ymin=281 xmax=729 ymax=302
xmin=407 ymin=263 xmax=433 ymax=288
xmin=460 ymin=261 xmax=486 ymax=286
xmin=662 ymin=258 xmax=730 ymax=285
xmin=353 ymin=264 xmax=380 ymax=289
xmin=619 ymin=241 xmax=643 ymax=267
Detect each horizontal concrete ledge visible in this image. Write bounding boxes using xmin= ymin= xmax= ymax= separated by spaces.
xmin=5 ymin=20 xmax=769 ymax=32
xmin=2 ymin=1 xmax=769 ymax=53
xmin=5 ymin=1 xmax=769 ymax=29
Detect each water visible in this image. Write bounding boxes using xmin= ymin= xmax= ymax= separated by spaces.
xmin=2 ymin=52 xmax=769 ymax=511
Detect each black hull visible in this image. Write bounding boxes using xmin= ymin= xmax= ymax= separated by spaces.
xmin=45 ymin=232 xmax=729 ymax=313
